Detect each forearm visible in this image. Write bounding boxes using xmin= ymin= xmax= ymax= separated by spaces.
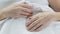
xmin=0 ymin=9 xmax=7 ymax=21
xmin=54 ymin=12 xmax=60 ymax=21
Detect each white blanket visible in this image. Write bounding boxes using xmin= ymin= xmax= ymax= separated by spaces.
xmin=0 ymin=18 xmax=60 ymax=34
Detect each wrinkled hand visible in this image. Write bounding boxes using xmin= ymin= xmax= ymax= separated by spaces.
xmin=2 ymin=2 xmax=32 ymax=18
xmin=26 ymin=12 xmax=54 ymax=32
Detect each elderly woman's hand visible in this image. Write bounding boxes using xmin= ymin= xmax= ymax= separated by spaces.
xmin=26 ymin=12 xmax=54 ymax=32
xmin=1 ymin=2 xmax=32 ymax=18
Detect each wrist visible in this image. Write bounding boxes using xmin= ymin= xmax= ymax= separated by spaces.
xmin=0 ymin=12 xmax=7 ymax=20
xmin=43 ymin=12 xmax=56 ymax=21
xmin=0 ymin=9 xmax=8 ymax=20
xmin=54 ymin=12 xmax=60 ymax=21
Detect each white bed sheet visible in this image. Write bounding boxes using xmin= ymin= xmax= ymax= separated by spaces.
xmin=0 ymin=18 xmax=60 ymax=34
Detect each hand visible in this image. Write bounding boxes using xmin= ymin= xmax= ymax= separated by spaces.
xmin=1 ymin=2 xmax=33 ymax=18
xmin=26 ymin=12 xmax=54 ymax=32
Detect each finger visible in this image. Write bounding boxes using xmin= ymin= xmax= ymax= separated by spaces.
xmin=16 ymin=6 xmax=32 ymax=14
xmin=29 ymin=14 xmax=53 ymax=32
xmin=20 ymin=11 xmax=32 ymax=16
xmin=24 ymin=14 xmax=32 ymax=18
xmin=26 ymin=15 xmax=39 ymax=27
xmin=27 ymin=18 xmax=45 ymax=31
xmin=16 ymin=13 xmax=31 ymax=18
xmin=23 ymin=8 xmax=33 ymax=14
xmin=34 ymin=24 xmax=45 ymax=32
xmin=19 ymin=3 xmax=32 ymax=9
xmin=34 ymin=22 xmax=49 ymax=32
xmin=15 ymin=13 xmax=27 ymax=18
xmin=27 ymin=16 xmax=45 ymax=31
xmin=16 ymin=11 xmax=32 ymax=18
xmin=15 ymin=7 xmax=32 ymax=18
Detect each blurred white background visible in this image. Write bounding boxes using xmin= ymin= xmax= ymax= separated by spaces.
xmin=0 ymin=0 xmax=21 ymax=9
